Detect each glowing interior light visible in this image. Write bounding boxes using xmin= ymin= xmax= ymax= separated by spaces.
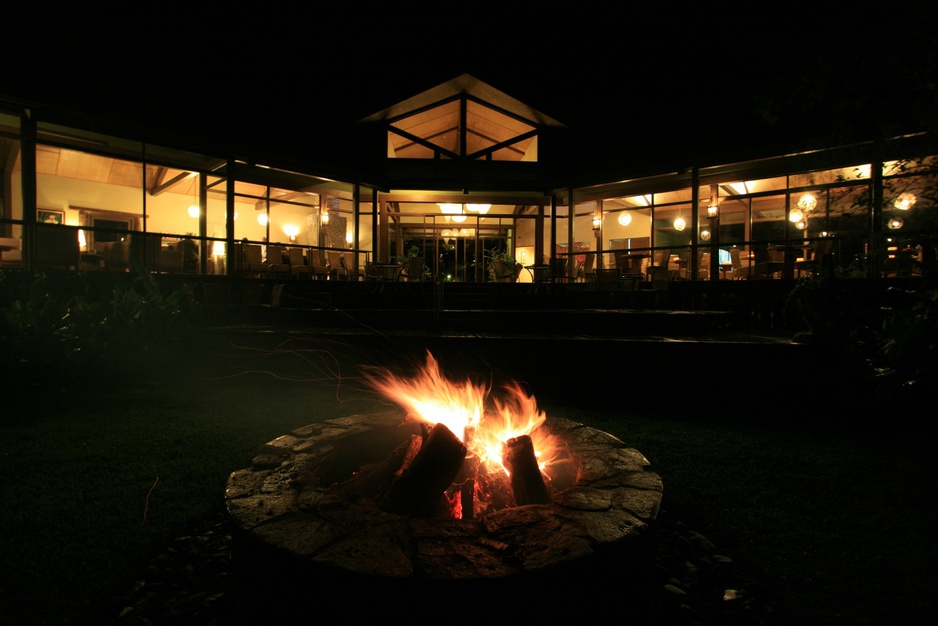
xmin=894 ymin=193 xmax=916 ymax=211
xmin=257 ymin=213 xmax=268 ymax=226
xmin=673 ymin=217 xmax=686 ymax=231
xmin=797 ymin=193 xmax=817 ymax=212
xmin=466 ymin=204 xmax=491 ymax=214
xmin=617 ymin=212 xmax=632 ymax=226
xmin=283 ymin=224 xmax=300 ymax=239
xmin=789 ymin=208 xmax=804 ymax=223
xmin=187 ymin=204 xmax=199 ymax=218
xmin=888 ymin=217 xmax=904 ymax=229
xmin=700 ymin=228 xmax=711 ymax=241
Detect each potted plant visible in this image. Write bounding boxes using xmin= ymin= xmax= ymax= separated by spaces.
xmin=488 ymin=250 xmax=522 ymax=282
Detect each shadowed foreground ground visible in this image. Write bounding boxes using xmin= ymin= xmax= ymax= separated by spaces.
xmin=1 ymin=326 xmax=935 ymax=625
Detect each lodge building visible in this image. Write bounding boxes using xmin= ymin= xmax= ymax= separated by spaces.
xmin=1 ymin=74 xmax=934 ymax=320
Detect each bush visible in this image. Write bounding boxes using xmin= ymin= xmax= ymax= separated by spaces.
xmin=0 ymin=267 xmax=196 ymax=387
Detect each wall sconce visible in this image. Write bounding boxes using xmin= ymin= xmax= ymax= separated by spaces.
xmin=592 ymin=213 xmax=602 ymax=230
xmin=617 ymin=211 xmax=632 ymax=226
xmin=894 ymin=193 xmax=916 ymax=211
xmin=706 ymin=204 xmax=719 ymax=219
xmin=673 ymin=217 xmax=686 ymax=231
xmin=283 ymin=224 xmax=300 ymax=242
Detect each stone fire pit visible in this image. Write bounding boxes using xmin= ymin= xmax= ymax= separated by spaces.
xmin=225 ymin=410 xmax=663 ymax=620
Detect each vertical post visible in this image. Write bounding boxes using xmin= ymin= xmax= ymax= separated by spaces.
xmin=709 ymin=184 xmax=720 ymax=282
xmin=870 ymin=141 xmax=884 ymax=279
xmin=198 ymin=171 xmax=207 ymax=275
xmin=21 ymin=109 xmax=37 ymax=270
xmin=534 ymin=203 xmax=545 ymax=266
xmin=225 ymin=160 xmax=235 ymax=276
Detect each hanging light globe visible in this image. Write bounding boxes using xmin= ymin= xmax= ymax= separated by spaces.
xmin=797 ymin=193 xmax=817 ymax=212
xmin=617 ymin=212 xmax=632 ymax=226
xmin=789 ymin=208 xmax=804 ymax=223
xmin=673 ymin=217 xmax=686 ymax=231
xmin=888 ymin=217 xmax=905 ymax=230
xmin=700 ymin=228 xmax=711 ymax=241
xmin=894 ymin=193 xmax=916 ymax=211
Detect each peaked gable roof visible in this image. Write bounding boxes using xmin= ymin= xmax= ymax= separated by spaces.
xmin=359 ymin=73 xmax=566 ymax=129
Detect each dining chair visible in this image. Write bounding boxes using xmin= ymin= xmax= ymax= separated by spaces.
xmin=399 ymin=257 xmax=426 ymax=281
xmin=286 ymin=247 xmax=312 ymax=279
xmin=730 ymin=247 xmax=755 ymax=280
xmin=638 ymin=267 xmax=675 ymax=309
xmin=795 ymin=238 xmax=834 ymax=278
xmin=698 ymin=251 xmax=710 ymax=280
xmin=327 ymin=251 xmax=343 ymax=279
xmin=308 ymin=249 xmax=330 ymax=279
xmin=648 ymin=248 xmax=671 ymax=279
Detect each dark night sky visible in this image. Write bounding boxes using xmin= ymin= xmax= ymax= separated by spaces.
xmin=5 ymin=5 xmax=937 ymax=172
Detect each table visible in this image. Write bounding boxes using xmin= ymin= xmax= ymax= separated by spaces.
xmin=616 ymin=253 xmax=649 ymax=276
xmin=369 ymin=263 xmax=402 ymax=292
xmin=770 ymin=246 xmax=808 ymax=280
xmin=371 ymin=263 xmax=402 ymax=281
xmin=524 ymin=264 xmax=553 ymax=294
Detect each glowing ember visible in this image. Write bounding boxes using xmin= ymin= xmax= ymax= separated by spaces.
xmin=362 ymin=351 xmax=564 ymax=478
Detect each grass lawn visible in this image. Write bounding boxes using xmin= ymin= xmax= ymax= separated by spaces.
xmin=1 ymin=328 xmax=935 ymax=625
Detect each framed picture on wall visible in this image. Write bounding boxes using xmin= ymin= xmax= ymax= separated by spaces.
xmin=37 ymin=209 xmax=65 ymax=225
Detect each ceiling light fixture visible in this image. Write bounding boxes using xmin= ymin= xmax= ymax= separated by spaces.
xmin=894 ymin=193 xmax=916 ymax=211
xmin=673 ymin=216 xmax=686 ymax=231
xmin=617 ymin=212 xmax=632 ymax=226
xmin=797 ymin=193 xmax=818 ymax=212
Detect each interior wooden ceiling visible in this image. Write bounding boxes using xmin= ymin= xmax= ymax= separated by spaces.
xmin=390 ymin=100 xmax=535 ymax=160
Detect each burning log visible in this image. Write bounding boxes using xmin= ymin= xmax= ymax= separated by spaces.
xmin=334 ymin=434 xmax=423 ymax=501
xmin=380 ymin=422 xmax=467 ymax=517
xmin=502 ymin=435 xmax=551 ymax=505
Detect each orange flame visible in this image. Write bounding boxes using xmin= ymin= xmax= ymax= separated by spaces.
xmin=362 ymin=352 xmax=562 ymax=475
